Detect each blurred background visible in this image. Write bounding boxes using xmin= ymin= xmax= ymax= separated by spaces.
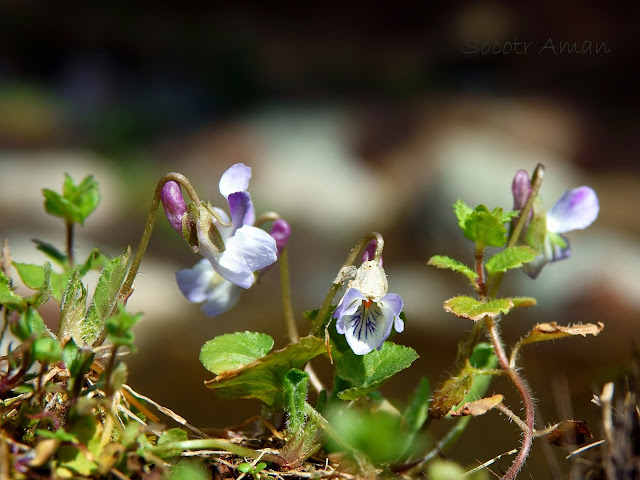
xmin=1 ymin=2 xmax=638 ymax=477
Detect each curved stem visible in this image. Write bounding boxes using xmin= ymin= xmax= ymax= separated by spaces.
xmin=488 ymin=163 xmax=545 ymax=299
xmin=116 ymin=173 xmax=201 ymax=306
xmin=485 ymin=316 xmax=534 ymax=480
xmin=311 ymin=232 xmax=384 ymax=335
xmin=279 ymin=248 xmax=299 ymax=344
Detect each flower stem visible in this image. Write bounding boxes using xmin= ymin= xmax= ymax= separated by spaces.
xmin=488 ymin=163 xmax=545 ymax=299
xmin=66 ymin=220 xmax=75 ymax=267
xmin=485 ymin=316 xmax=534 ymax=480
xmin=116 ymin=173 xmax=201 ymax=307
xmin=279 ymin=248 xmax=299 ymax=344
xmin=311 ymin=232 xmax=384 ymax=335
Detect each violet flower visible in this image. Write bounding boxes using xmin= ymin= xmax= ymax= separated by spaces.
xmin=512 ymin=169 xmax=599 ymax=278
xmin=333 ymin=261 xmax=404 ymax=355
xmin=162 ymin=164 xmax=286 ymax=316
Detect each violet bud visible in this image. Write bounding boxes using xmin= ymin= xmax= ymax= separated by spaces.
xmin=362 ymin=239 xmax=383 ymax=266
xmin=512 ymin=169 xmax=532 ymax=211
xmin=161 ymin=181 xmax=187 ymax=233
xmin=269 ymin=219 xmax=291 ymax=256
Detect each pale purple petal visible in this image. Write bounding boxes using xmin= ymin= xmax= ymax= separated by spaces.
xmin=341 ymin=301 xmax=393 ymax=355
xmin=379 ymin=293 xmax=404 ymax=334
xmin=270 ymin=219 xmax=291 ymax=256
xmin=512 ymin=169 xmax=532 ymax=211
xmin=227 ymin=191 xmax=255 ymax=230
xmin=547 ymin=186 xmax=599 ymax=234
xmin=334 ymin=288 xmax=367 ymax=333
xmin=176 ymin=259 xmax=215 ymax=303
xmin=161 ymin=181 xmax=187 ymax=233
xmin=219 ymin=163 xmax=251 ymax=199
xmin=200 ymin=280 xmax=243 ymax=317
xmin=215 ymin=225 xmax=277 ymax=288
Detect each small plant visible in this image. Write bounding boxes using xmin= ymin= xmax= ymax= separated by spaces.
xmin=0 ymin=162 xmax=614 ymax=479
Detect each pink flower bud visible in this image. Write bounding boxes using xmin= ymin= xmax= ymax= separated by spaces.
xmin=161 ymin=181 xmax=187 ymax=233
xmin=269 ymin=219 xmax=291 ymax=256
xmin=512 ymin=169 xmax=532 ymax=211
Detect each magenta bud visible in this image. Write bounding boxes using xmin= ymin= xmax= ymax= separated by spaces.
xmin=161 ymin=181 xmax=187 ymax=233
xmin=269 ymin=219 xmax=291 ymax=256
xmin=512 ymin=169 xmax=532 ymax=211
xmin=362 ymin=239 xmax=382 ymax=266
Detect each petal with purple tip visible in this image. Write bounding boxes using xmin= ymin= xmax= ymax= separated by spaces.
xmin=227 ymin=191 xmax=255 ymax=230
xmin=547 ymin=186 xmax=599 ymax=234
xmin=219 ymin=163 xmax=252 ymax=199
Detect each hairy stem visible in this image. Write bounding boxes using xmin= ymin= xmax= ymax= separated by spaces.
xmin=311 ymin=232 xmax=383 ymax=335
xmin=488 ymin=163 xmax=545 ymax=298
xmin=117 ymin=173 xmax=201 ymax=307
xmin=485 ymin=316 xmax=534 ymax=480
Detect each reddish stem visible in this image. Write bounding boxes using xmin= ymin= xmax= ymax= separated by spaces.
xmin=485 ymin=317 xmax=534 ymax=480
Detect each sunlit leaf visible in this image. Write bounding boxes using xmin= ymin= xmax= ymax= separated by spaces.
xmin=200 ymin=332 xmax=274 ymax=375
xmin=453 ymin=199 xmax=473 ymax=230
xmin=0 ymin=269 xmax=25 ymax=310
xmin=336 ymin=343 xmax=419 ymax=400
xmin=461 ymin=205 xmax=508 ymax=248
xmin=511 ymin=297 xmax=537 ymax=309
xmin=13 ymin=262 xmax=71 ymax=303
xmin=204 ymin=336 xmax=326 ymax=408
xmin=443 ymin=296 xmax=514 ymax=321
xmin=449 ymin=394 xmax=503 ymax=417
xmin=485 ymin=246 xmax=538 ymax=275
xmin=427 ymin=255 xmax=477 ymax=284
xmin=59 ymin=271 xmax=87 ymax=343
xmin=82 ymin=247 xmax=131 ymax=345
xmin=43 ymin=174 xmax=100 ymax=225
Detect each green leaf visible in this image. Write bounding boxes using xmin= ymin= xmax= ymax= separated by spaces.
xmin=170 ymin=460 xmax=210 ymax=480
xmin=59 ymin=271 xmax=88 ymax=343
xmin=200 ymin=332 xmax=274 ymax=375
xmin=12 ymin=307 xmax=46 ymax=341
xmin=429 ymin=343 xmax=497 ymax=419
xmin=336 ymin=343 xmax=419 ymax=400
xmin=526 ymin=209 xmax=547 ymax=251
xmin=32 ymin=337 xmax=62 ymax=364
xmin=82 ymin=247 xmax=131 ymax=345
xmin=462 ymin=205 xmax=508 ymax=248
xmin=284 ymin=369 xmax=309 ymax=434
xmin=43 ymin=174 xmax=100 ymax=225
xmin=466 ymin=342 xmax=498 ymax=400
xmin=485 ymin=246 xmax=538 ymax=275
xmin=204 ymin=336 xmax=326 ymax=408
xmin=0 ymin=270 xmax=25 ymax=310
xmin=32 ymin=238 xmax=69 ymax=269
xmin=105 ymin=304 xmax=142 ymax=350
xmin=154 ymin=428 xmax=189 ymax=459
xmin=492 ymin=207 xmax=519 ymax=223
xmin=511 ymin=296 xmax=537 ymax=309
xmin=13 ymin=262 xmax=71 ymax=303
xmin=443 ymin=296 xmax=514 ymax=321
xmin=403 ymin=377 xmax=430 ymax=435
xmin=453 ymin=199 xmax=473 ymax=230
xmin=427 ymin=255 xmax=478 ymax=284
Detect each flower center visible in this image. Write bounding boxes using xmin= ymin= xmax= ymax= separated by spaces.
xmin=363 ymin=298 xmax=373 ymax=309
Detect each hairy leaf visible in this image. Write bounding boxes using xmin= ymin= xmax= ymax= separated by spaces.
xmin=519 ymin=322 xmax=604 ymax=347
xmin=82 ymin=247 xmax=131 ymax=345
xmin=427 ymin=255 xmax=477 ymax=284
xmin=443 ymin=296 xmax=514 ymax=321
xmin=485 ymin=246 xmax=538 ymax=275
xmin=449 ymin=394 xmax=503 ymax=417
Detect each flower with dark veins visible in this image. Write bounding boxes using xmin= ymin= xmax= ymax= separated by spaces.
xmin=333 ymin=260 xmax=404 ymax=355
xmin=512 ymin=169 xmax=599 ymax=278
xmin=162 ymin=164 xmax=287 ymax=316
